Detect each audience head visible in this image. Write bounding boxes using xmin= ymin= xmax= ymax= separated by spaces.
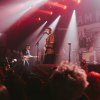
xmin=0 ymin=84 xmax=10 ymax=100
xmin=47 ymin=60 xmax=89 ymax=100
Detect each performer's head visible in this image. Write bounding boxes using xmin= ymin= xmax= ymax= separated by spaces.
xmin=25 ymin=44 xmax=30 ymax=50
xmin=45 ymin=27 xmax=52 ymax=35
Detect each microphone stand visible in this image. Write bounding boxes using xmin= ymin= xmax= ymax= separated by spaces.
xmin=35 ymin=32 xmax=46 ymax=64
xmin=68 ymin=43 xmax=71 ymax=63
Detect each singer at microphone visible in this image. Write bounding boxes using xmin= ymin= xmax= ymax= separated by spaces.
xmin=43 ymin=28 xmax=51 ymax=35
xmin=43 ymin=27 xmax=56 ymax=64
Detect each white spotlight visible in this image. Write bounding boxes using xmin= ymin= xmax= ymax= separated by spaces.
xmin=58 ymin=10 xmax=79 ymax=64
xmin=73 ymin=10 xmax=76 ymax=13
xmin=49 ymin=15 xmax=61 ymax=33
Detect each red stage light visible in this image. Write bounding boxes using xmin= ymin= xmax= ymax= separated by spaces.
xmin=63 ymin=5 xmax=67 ymax=10
xmin=50 ymin=11 xmax=53 ymax=15
xmin=38 ymin=17 xmax=41 ymax=21
xmin=33 ymin=17 xmax=41 ymax=22
xmin=38 ymin=10 xmax=53 ymax=15
xmin=48 ymin=2 xmax=67 ymax=10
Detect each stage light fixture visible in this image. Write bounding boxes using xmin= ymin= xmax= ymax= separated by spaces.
xmin=63 ymin=5 xmax=67 ymax=10
xmin=77 ymin=0 xmax=81 ymax=4
xmin=50 ymin=11 xmax=53 ymax=15
xmin=48 ymin=2 xmax=67 ymax=10
xmin=38 ymin=17 xmax=41 ymax=21
xmin=38 ymin=9 xmax=53 ymax=15
xmin=73 ymin=0 xmax=81 ymax=4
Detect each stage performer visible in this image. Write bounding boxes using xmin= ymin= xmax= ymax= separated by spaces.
xmin=43 ymin=27 xmax=56 ymax=64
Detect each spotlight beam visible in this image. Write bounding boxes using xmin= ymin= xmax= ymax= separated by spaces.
xmin=66 ymin=10 xmax=79 ymax=63
xmin=19 ymin=21 xmax=47 ymax=56
xmin=21 ymin=21 xmax=47 ymax=46
xmin=30 ymin=21 xmax=48 ymax=44
xmin=0 ymin=0 xmax=48 ymax=32
xmin=49 ymin=15 xmax=61 ymax=33
xmin=57 ymin=10 xmax=79 ymax=64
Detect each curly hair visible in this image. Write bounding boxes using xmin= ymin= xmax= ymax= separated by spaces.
xmin=46 ymin=61 xmax=89 ymax=100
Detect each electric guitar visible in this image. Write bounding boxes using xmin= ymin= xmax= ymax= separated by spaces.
xmin=22 ymin=55 xmax=37 ymax=61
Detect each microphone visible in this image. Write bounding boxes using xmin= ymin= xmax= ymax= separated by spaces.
xmin=35 ymin=31 xmax=47 ymax=46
